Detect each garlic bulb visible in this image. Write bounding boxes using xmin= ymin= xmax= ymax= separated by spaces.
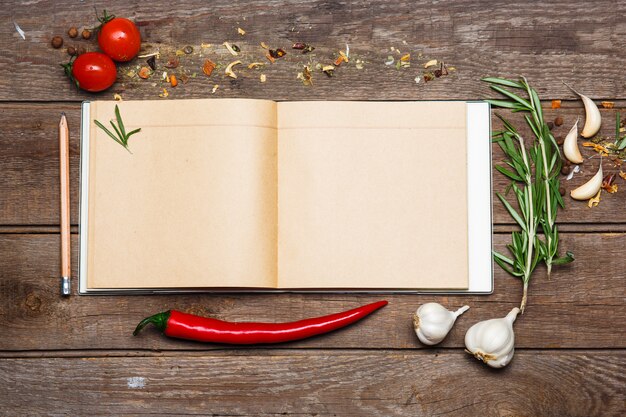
xmin=413 ymin=303 xmax=469 ymax=345
xmin=564 ymin=83 xmax=601 ymax=138
xmin=570 ymin=163 xmax=603 ymax=200
xmin=465 ymin=307 xmax=519 ymax=368
xmin=563 ymin=118 xmax=584 ymax=164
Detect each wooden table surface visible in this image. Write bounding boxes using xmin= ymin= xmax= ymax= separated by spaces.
xmin=1 ymin=1 xmax=625 ymax=415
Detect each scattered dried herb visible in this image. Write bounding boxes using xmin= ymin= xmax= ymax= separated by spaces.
xmin=615 ymin=112 xmax=626 ymax=150
xmin=423 ymin=72 xmax=434 ymax=82
xmin=602 ymin=174 xmax=618 ymax=193
xmin=202 ymin=59 xmax=216 ymax=77
xmin=223 ymin=42 xmax=239 ymax=56
xmin=423 ymin=59 xmax=437 ymax=68
xmin=321 ymin=64 xmax=335 ymax=77
xmin=211 ymin=84 xmax=219 ymax=94
xmin=159 ymin=88 xmax=168 ymax=98
xmin=237 ymin=27 xmax=246 ymax=35
xmin=248 ymin=62 xmax=264 ymax=69
xmin=297 ymin=65 xmax=313 ymax=86
xmin=265 ymin=52 xmax=275 ymax=63
xmin=292 ymin=43 xmax=315 ymax=53
xmin=94 ymin=104 xmax=140 ymax=152
xmin=260 ymin=41 xmax=269 ymax=49
xmin=620 ymin=171 xmax=626 ymax=181
xmin=225 ymin=60 xmax=242 ymax=78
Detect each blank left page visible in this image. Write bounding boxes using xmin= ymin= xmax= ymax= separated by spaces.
xmin=86 ymin=99 xmax=277 ymax=289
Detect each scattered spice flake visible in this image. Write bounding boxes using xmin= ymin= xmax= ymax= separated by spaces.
xmin=414 ymin=75 xmax=421 ymax=84
xmin=179 ymin=74 xmax=189 ymax=84
xmin=113 ymin=93 xmax=123 ymax=101
xmin=551 ymin=100 xmax=562 ymax=109
xmin=147 ymin=56 xmax=156 ymax=71
xmin=159 ymin=88 xmax=169 ymax=98
xmin=588 ymin=189 xmax=601 ymax=208
xmin=202 ymin=59 xmax=216 ymax=77
xmin=334 ymin=55 xmax=345 ymax=66
xmin=164 ymin=56 xmax=179 ymax=68
xmin=175 ymin=49 xmax=185 ymax=56
xmin=321 ymin=64 xmax=335 ymax=77
xmin=138 ymin=67 xmax=151 ymax=79
xmin=384 ymin=56 xmax=395 ymax=65
xmin=601 ymin=101 xmax=615 ymax=109
xmin=170 ymin=74 xmax=178 ymax=87
xmin=237 ymin=27 xmax=246 ymax=35
xmin=355 ymin=60 xmax=364 ymax=70
xmin=423 ymin=72 xmax=435 ymax=82
xmin=448 ymin=66 xmax=456 ymax=71
xmin=260 ymin=74 xmax=266 ymax=83
xmin=211 ymin=84 xmax=219 ymax=94
xmin=619 ymin=171 xmax=626 ymax=180
xmin=138 ymin=51 xmax=160 ymax=59
xmin=297 ymin=65 xmax=313 ymax=86
xmin=582 ymin=141 xmax=610 ymax=156
xmin=400 ymin=53 xmax=410 ymax=62
xmin=602 ymin=174 xmax=618 ymax=193
xmin=292 ymin=42 xmax=306 ymax=50
xmin=201 ymin=43 xmax=212 ymax=48
xmin=566 ymin=165 xmax=580 ymax=181
xmin=248 ymin=62 xmax=265 ymax=69
xmin=13 ymin=21 xmax=26 ymax=40
xmin=424 ymin=59 xmax=438 ymax=68
xmin=269 ymin=48 xmax=286 ymax=58
xmin=265 ymin=52 xmax=276 ymax=63
xmin=126 ymin=69 xmax=137 ymax=78
xmin=260 ymin=42 xmax=269 ymax=49
xmin=223 ymin=42 xmax=239 ymax=56
xmin=225 ymin=60 xmax=242 ymax=78
xmin=339 ymin=50 xmax=349 ymax=63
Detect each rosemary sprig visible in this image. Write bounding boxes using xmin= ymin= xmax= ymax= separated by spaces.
xmin=483 ymin=76 xmax=574 ymax=313
xmin=94 ymin=104 xmax=141 ymax=152
xmin=615 ymin=112 xmax=626 ymax=151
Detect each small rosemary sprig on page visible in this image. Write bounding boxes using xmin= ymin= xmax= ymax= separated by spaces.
xmin=483 ymin=76 xmax=574 ymax=313
xmin=94 ymin=104 xmax=141 ymax=152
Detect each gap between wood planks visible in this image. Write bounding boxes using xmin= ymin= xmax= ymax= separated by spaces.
xmin=0 ymin=347 xmax=624 ymax=359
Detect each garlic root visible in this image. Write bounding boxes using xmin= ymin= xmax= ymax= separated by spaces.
xmin=413 ymin=302 xmax=469 ymax=346
xmin=563 ymin=118 xmax=583 ymax=164
xmin=563 ymin=82 xmax=601 ymax=138
xmin=570 ymin=163 xmax=603 ymax=200
xmin=465 ymin=307 xmax=520 ymax=368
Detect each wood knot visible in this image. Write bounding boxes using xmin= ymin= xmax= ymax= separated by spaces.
xmin=25 ymin=292 xmax=42 ymax=312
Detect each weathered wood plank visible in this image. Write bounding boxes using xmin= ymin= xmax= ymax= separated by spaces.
xmin=0 ymin=351 xmax=624 ymax=416
xmin=1 ymin=233 xmax=624 ymax=351
xmin=1 ymin=1 xmax=625 ymax=101
xmin=1 ymin=103 xmax=624 ymax=226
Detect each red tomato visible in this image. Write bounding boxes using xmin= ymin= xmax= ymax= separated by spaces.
xmin=98 ymin=17 xmax=141 ymax=62
xmin=70 ymin=52 xmax=117 ymax=92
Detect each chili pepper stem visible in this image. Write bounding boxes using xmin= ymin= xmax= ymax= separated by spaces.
xmin=133 ymin=311 xmax=171 ymax=336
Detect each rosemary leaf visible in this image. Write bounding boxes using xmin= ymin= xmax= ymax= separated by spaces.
xmin=95 ymin=104 xmax=140 ymax=151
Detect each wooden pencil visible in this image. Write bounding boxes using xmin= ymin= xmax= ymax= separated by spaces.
xmin=59 ymin=113 xmax=71 ymax=295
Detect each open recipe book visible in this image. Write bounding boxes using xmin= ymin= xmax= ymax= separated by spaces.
xmin=79 ymin=99 xmax=492 ymax=294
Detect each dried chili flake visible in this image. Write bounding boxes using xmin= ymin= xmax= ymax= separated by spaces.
xmin=588 ymin=189 xmax=601 ymax=208
xmin=551 ymin=100 xmax=562 ymax=109
xmin=619 ymin=171 xmax=626 ymax=181
xmin=165 ymin=56 xmax=179 ymax=69
xmin=423 ymin=72 xmax=435 ymax=82
xmin=269 ymin=48 xmax=286 ymax=58
xmin=265 ymin=52 xmax=276 ymax=63
xmin=138 ymin=66 xmax=152 ymax=79
xmin=260 ymin=42 xmax=269 ymax=49
xmin=159 ymin=88 xmax=169 ymax=98
xmin=202 ymin=59 xmax=216 ymax=77
xmin=292 ymin=42 xmax=306 ymax=50
xmin=297 ymin=65 xmax=313 ymax=86
xmin=601 ymin=101 xmax=615 ymax=109
xmin=321 ymin=65 xmax=335 ymax=77
xmin=179 ymin=74 xmax=189 ymax=84
xmin=400 ymin=53 xmax=410 ymax=62
xmin=582 ymin=141 xmax=610 ymax=155
xmin=237 ymin=27 xmax=246 ymax=36
xmin=334 ymin=56 xmax=345 ymax=66
xmin=147 ymin=56 xmax=157 ymax=71
xmin=302 ymin=45 xmax=315 ymax=54
xmin=602 ymin=174 xmax=618 ymax=193
xmin=170 ymin=74 xmax=178 ymax=87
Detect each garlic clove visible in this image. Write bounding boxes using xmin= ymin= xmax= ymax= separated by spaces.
xmin=413 ymin=302 xmax=469 ymax=346
xmin=563 ymin=118 xmax=584 ymax=164
xmin=570 ymin=163 xmax=603 ymax=200
xmin=464 ymin=307 xmax=519 ymax=368
xmin=564 ymin=83 xmax=601 ymax=138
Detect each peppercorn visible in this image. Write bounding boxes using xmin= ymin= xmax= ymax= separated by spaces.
xmin=77 ymin=46 xmax=86 ymax=56
xmin=67 ymin=46 xmax=77 ymax=56
xmin=183 ymin=45 xmax=193 ymax=54
xmin=82 ymin=29 xmax=91 ymax=40
xmin=560 ymin=165 xmax=570 ymax=175
xmin=554 ymin=116 xmax=564 ymax=126
xmin=51 ymin=36 xmax=63 ymax=49
xmin=547 ymin=121 xmax=554 ymax=130
xmin=68 ymin=27 xmax=78 ymax=38
xmin=556 ymin=136 xmax=564 ymax=146
xmin=559 ymin=186 xmax=566 ymax=196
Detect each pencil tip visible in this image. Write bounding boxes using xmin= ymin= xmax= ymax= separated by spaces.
xmin=61 ymin=112 xmax=66 ymax=117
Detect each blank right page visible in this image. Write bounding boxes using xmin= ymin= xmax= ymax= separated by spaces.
xmin=277 ymin=101 xmax=468 ymax=289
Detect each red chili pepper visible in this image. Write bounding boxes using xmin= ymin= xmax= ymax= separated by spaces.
xmin=133 ymin=300 xmax=388 ymax=344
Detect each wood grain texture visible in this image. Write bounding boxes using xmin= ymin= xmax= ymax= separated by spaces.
xmin=1 ymin=1 xmax=625 ymax=101
xmin=1 ymin=103 xmax=625 ymax=226
xmin=0 ymin=351 xmax=624 ymax=416
xmin=1 ymin=233 xmax=624 ymax=351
